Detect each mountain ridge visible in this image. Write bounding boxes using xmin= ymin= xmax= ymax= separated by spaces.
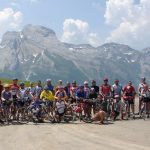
xmin=0 ymin=24 xmax=149 ymax=85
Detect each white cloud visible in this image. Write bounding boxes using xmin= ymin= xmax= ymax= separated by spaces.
xmin=105 ymin=0 xmax=150 ymax=49
xmin=61 ymin=19 xmax=101 ymax=47
xmin=0 ymin=8 xmax=23 ymax=37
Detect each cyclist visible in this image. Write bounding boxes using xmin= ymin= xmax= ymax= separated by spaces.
xmin=54 ymin=93 xmax=66 ymax=122
xmin=45 ymin=79 xmax=54 ymax=93
xmin=55 ymin=80 xmax=63 ymax=92
xmin=35 ymin=80 xmax=43 ymax=98
xmin=100 ymin=78 xmax=112 ymax=100
xmin=22 ymin=88 xmax=34 ymax=104
xmin=140 ymin=84 xmax=150 ymax=118
xmin=91 ymin=80 xmax=99 ymax=94
xmin=123 ymin=81 xmax=136 ymax=118
xmin=29 ymin=82 xmax=36 ymax=96
xmin=10 ymin=78 xmax=19 ymax=100
xmin=76 ymin=85 xmax=85 ymax=103
xmin=0 ymin=80 xmax=3 ymax=100
xmin=1 ymin=84 xmax=12 ymax=123
xmin=138 ymin=77 xmax=148 ymax=114
xmin=112 ymin=79 xmax=123 ymax=120
xmin=40 ymin=86 xmax=54 ymax=112
xmin=64 ymin=81 xmax=71 ymax=98
xmin=54 ymin=86 xmax=67 ymax=102
xmin=89 ymin=87 xmax=98 ymax=114
xmin=70 ymin=80 xmax=78 ymax=103
xmin=18 ymin=82 xmax=26 ymax=99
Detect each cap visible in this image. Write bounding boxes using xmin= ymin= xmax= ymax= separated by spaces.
xmin=84 ymin=81 xmax=88 ymax=84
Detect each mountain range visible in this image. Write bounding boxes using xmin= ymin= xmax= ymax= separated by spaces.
xmin=0 ymin=24 xmax=150 ymax=86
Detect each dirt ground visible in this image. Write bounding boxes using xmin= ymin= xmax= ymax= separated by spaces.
xmin=0 ymin=98 xmax=150 ymax=150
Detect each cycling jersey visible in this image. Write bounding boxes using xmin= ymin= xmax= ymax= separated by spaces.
xmin=138 ymin=83 xmax=148 ymax=96
xmin=1 ymin=91 xmax=12 ymax=101
xmin=10 ymin=84 xmax=19 ymax=98
xmin=35 ymin=86 xmax=43 ymax=97
xmin=91 ymin=85 xmax=99 ymax=94
xmin=84 ymin=87 xmax=90 ymax=99
xmin=76 ymin=90 xmax=85 ymax=99
xmin=19 ymin=88 xmax=26 ymax=99
xmin=56 ymin=100 xmax=65 ymax=114
xmin=29 ymin=87 xmax=36 ymax=95
xmin=112 ymin=84 xmax=122 ymax=97
xmin=0 ymin=84 xmax=3 ymax=97
xmin=123 ymin=85 xmax=135 ymax=97
xmin=40 ymin=90 xmax=54 ymax=101
xmin=46 ymin=85 xmax=54 ymax=92
xmin=70 ymin=86 xmax=78 ymax=97
xmin=100 ymin=84 xmax=111 ymax=96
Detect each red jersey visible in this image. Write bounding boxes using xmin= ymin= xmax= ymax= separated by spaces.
xmin=100 ymin=84 xmax=111 ymax=96
xmin=123 ymin=85 xmax=135 ymax=96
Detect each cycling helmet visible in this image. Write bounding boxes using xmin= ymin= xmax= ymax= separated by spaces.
xmin=46 ymin=79 xmax=51 ymax=82
xmin=12 ymin=78 xmax=18 ymax=81
xmin=141 ymin=77 xmax=146 ymax=80
xmin=4 ymin=84 xmax=10 ymax=88
xmin=84 ymin=81 xmax=88 ymax=85
xmin=20 ymin=82 xmax=25 ymax=86
xmin=92 ymin=80 xmax=96 ymax=83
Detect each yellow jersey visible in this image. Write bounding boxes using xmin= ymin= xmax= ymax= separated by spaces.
xmin=40 ymin=90 xmax=54 ymax=101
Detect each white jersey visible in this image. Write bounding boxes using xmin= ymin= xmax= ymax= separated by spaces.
xmin=19 ymin=88 xmax=26 ymax=99
xmin=56 ymin=101 xmax=65 ymax=114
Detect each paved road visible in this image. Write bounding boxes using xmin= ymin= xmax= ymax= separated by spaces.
xmin=0 ymin=119 xmax=150 ymax=150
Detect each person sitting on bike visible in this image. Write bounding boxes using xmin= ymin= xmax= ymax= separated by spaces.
xmin=138 ymin=77 xmax=148 ymax=114
xmin=140 ymin=84 xmax=150 ymax=118
xmin=40 ymin=86 xmax=54 ymax=110
xmin=54 ymin=93 xmax=66 ymax=123
xmin=70 ymin=80 xmax=78 ymax=103
xmin=1 ymin=84 xmax=12 ymax=123
xmin=91 ymin=80 xmax=99 ymax=94
xmin=22 ymin=88 xmax=34 ymax=104
xmin=123 ymin=81 xmax=136 ymax=118
xmin=35 ymin=80 xmax=43 ymax=98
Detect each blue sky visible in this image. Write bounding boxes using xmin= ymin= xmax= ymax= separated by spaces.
xmin=0 ymin=0 xmax=150 ymax=49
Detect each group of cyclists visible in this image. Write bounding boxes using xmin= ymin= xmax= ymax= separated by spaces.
xmin=0 ymin=77 xmax=150 ymax=124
